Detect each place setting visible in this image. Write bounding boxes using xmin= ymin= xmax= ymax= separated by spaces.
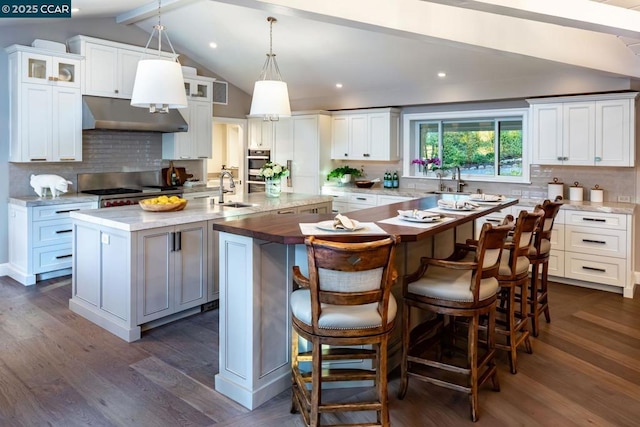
xmin=426 ymin=198 xmax=484 ymax=216
xmin=299 ymin=213 xmax=387 ymax=235
xmin=377 ymin=209 xmax=454 ymax=228
xmin=467 ymin=193 xmax=506 ymax=204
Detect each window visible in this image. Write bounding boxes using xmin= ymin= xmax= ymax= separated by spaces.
xmin=404 ymin=108 xmax=529 ymax=183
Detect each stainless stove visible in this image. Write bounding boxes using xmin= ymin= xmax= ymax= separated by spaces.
xmin=78 ymin=172 xmax=183 ymax=208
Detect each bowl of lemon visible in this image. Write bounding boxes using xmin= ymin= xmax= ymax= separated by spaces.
xmin=139 ymin=195 xmax=188 ymax=212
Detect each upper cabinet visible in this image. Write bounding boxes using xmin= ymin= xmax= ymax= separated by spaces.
xmin=162 ymin=75 xmax=214 ymax=160
xmin=330 ymin=108 xmax=400 ymax=161
xmin=67 ymin=35 xmax=176 ymax=99
xmin=6 ymin=45 xmax=83 ymax=163
xmin=528 ymin=93 xmax=637 ymax=167
xmin=247 ymin=117 xmax=274 ymax=150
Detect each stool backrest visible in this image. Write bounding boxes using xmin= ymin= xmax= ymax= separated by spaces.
xmin=304 ymin=235 xmax=399 ymax=333
xmin=503 ymin=210 xmax=544 ymax=275
xmin=532 ymin=199 xmax=562 ymax=255
xmin=472 ymin=223 xmax=512 ymax=301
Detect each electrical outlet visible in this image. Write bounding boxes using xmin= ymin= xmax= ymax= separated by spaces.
xmin=101 ymin=233 xmax=110 ymax=245
xmin=511 ymin=189 xmax=522 ymax=196
xmin=618 ymin=195 xmax=631 ymax=203
xmin=406 ymin=182 xmax=416 ymax=189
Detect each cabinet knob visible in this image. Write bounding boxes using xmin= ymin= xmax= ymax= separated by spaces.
xmin=595 ymin=156 xmax=602 ymax=162
xmin=364 ymin=153 xmax=370 ymax=157
xmin=114 ymin=89 xmax=119 ymax=94
xmin=344 ymin=153 xmax=348 ymax=157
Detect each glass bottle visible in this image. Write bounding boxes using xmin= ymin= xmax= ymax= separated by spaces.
xmin=392 ymin=171 xmax=399 ymax=188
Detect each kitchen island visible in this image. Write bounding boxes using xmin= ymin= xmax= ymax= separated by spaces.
xmin=210 ymin=196 xmax=517 ymax=409
xmin=68 ymin=193 xmax=333 ymax=343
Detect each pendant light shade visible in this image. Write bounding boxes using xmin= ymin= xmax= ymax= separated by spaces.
xmin=131 ymin=59 xmax=188 ymax=113
xmin=130 ymin=0 xmax=187 ymax=113
xmin=250 ymin=17 xmax=291 ymax=121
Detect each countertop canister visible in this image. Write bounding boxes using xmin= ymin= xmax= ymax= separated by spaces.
xmin=547 ymin=177 xmax=564 ymax=201
xmin=590 ymin=185 xmax=604 ymax=203
xmin=569 ymin=181 xmax=584 ymax=201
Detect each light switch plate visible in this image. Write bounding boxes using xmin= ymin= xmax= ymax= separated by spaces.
xmin=101 ymin=233 xmax=110 ymax=245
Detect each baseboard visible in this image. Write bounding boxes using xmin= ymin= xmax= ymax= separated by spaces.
xmin=0 ymin=263 xmax=35 ymax=286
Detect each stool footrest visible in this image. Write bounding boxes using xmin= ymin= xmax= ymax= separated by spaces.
xmin=297 ymin=347 xmax=376 ymax=362
xmin=299 ymin=368 xmax=377 ymax=383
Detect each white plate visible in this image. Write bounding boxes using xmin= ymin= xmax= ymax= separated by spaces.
xmin=439 ymin=206 xmax=476 ymax=212
xmin=468 ymin=195 xmax=503 ymax=202
xmin=397 ymin=215 xmax=441 ymax=223
xmin=58 ymin=68 xmax=72 ymax=82
xmin=315 ymin=220 xmax=365 ymax=232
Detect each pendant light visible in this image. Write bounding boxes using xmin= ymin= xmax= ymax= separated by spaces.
xmin=250 ymin=16 xmax=291 ymax=121
xmin=130 ymin=0 xmax=187 ymax=114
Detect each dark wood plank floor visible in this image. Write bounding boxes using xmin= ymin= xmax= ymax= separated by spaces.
xmin=1 ymin=275 xmax=639 ymax=426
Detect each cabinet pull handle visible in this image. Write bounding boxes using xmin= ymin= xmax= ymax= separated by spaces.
xmin=595 ymin=156 xmax=602 ymax=162
xmin=171 ymin=232 xmax=176 ymax=252
xmin=55 ymin=229 xmax=73 ymax=234
xmin=485 ymin=219 xmax=502 ymax=223
xmin=59 ymin=157 xmax=76 ymax=161
xmin=364 ymin=153 xmax=370 ymax=157
xmin=56 ymin=254 xmax=72 ymax=259
xmin=582 ymin=266 xmax=606 ymax=273
xmin=582 ymin=239 xmax=606 ymax=245
xmin=582 ymin=217 xmax=606 ymax=223
xmin=55 ymin=209 xmax=80 ymax=214
xmin=287 ymin=160 xmax=292 ymax=187
xmin=175 ymin=231 xmax=182 ymax=252
xmin=30 ymin=158 xmax=47 ymax=162
xmin=278 ymin=210 xmax=295 ymax=214
xmin=356 ymin=197 xmax=366 ymax=200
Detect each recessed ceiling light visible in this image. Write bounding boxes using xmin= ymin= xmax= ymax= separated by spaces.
xmin=209 ymin=42 xmax=218 ymax=49
xmin=437 ymin=72 xmax=447 ymax=78
xmin=335 ymin=83 xmax=343 ymax=88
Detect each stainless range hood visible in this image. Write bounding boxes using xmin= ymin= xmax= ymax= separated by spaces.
xmin=82 ymin=96 xmax=188 ymax=133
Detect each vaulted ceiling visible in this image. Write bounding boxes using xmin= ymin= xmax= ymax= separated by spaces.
xmin=9 ymin=0 xmax=640 ymax=110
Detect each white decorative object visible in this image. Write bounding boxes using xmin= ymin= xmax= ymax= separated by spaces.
xmin=31 ymin=39 xmax=66 ymax=52
xmin=30 ymin=174 xmax=72 ymax=198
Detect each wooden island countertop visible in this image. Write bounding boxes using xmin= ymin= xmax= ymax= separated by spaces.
xmin=211 ymin=196 xmax=519 ymax=244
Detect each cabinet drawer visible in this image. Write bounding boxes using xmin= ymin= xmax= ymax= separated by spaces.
xmin=550 ymin=224 xmax=564 ymax=251
xmin=548 ymin=249 xmax=565 ymax=277
xmin=564 ymin=251 xmax=626 ymax=287
xmin=348 ymin=193 xmax=377 ymax=206
xmin=33 ymin=202 xmax=96 ymax=221
xmin=332 ymin=201 xmax=348 ymax=214
xmin=377 ymin=195 xmax=413 ymax=206
xmin=565 ymin=226 xmax=626 ymax=258
xmin=32 ymin=218 xmax=74 ymax=247
xmin=564 ymin=211 xmax=626 ymax=230
xmin=33 ymin=243 xmax=73 ymax=273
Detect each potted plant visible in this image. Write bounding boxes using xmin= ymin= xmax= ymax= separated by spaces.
xmin=327 ymin=166 xmax=363 ymax=184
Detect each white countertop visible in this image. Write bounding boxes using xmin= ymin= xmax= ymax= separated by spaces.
xmin=69 ymin=193 xmax=333 ymax=232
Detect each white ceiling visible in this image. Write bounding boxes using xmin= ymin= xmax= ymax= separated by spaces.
xmin=8 ymin=0 xmax=640 ymax=110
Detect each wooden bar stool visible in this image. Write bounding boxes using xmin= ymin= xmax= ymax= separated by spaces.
xmin=397 ymin=223 xmax=511 ymax=422
xmin=528 ymin=199 xmax=562 ymax=337
xmin=290 ymin=235 xmax=399 ymax=427
xmin=494 ymin=210 xmax=543 ymax=373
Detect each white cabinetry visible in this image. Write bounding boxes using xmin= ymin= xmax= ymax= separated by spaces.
xmin=321 ymin=188 xmax=416 ymax=213
xmin=8 ymin=201 xmax=98 ymax=285
xmin=136 ymin=222 xmax=208 ymax=324
xmin=529 ymin=93 xmax=637 ymax=166
xmin=163 ymin=75 xmax=214 ymax=160
xmin=248 ymin=117 xmax=274 ymax=149
xmin=6 ymin=45 xmax=82 ymax=163
xmin=67 ymin=35 xmax=176 ymax=99
xmin=273 ymin=112 xmax=332 ymax=195
xmin=330 ymin=108 xmax=400 ymax=160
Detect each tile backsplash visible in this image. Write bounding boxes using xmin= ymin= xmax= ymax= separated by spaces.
xmin=8 ymin=131 xmax=204 ymax=197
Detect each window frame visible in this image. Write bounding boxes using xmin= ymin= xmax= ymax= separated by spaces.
xmin=402 ymin=108 xmax=530 ymax=184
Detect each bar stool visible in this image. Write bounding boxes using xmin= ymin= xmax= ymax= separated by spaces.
xmin=494 ymin=210 xmax=543 ymax=373
xmin=528 ymin=199 xmax=562 ymax=337
xmin=397 ymin=223 xmax=511 ymax=422
xmin=290 ymin=235 xmax=399 ymax=427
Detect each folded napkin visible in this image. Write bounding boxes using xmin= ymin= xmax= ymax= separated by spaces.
xmin=438 ymin=199 xmax=479 ymax=210
xmin=398 ymin=209 xmax=441 ymax=220
xmin=469 ymin=193 xmax=504 ymax=202
xmin=333 ymin=214 xmax=359 ymax=230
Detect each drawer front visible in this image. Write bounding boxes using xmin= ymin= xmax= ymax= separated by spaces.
xmin=33 ymin=243 xmax=73 ymax=273
xmin=548 ymin=249 xmax=565 ymax=277
xmin=564 ymin=251 xmax=626 ymax=287
xmin=32 ymin=217 xmax=74 ymax=247
xmin=377 ymin=195 xmax=413 ymax=206
xmin=321 ymin=188 xmax=347 ymax=200
xmin=349 ymin=193 xmax=377 ymax=206
xmin=33 ymin=202 xmax=97 ymax=221
xmin=564 ymin=211 xmax=626 ymax=230
xmin=331 ymin=201 xmax=348 ymax=214
xmin=565 ymin=226 xmax=626 ymax=258
xmin=550 ymin=224 xmax=564 ymax=251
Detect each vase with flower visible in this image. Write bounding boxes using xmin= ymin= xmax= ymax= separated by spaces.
xmin=258 ymin=161 xmax=289 ymax=197
xmin=411 ymin=156 xmax=441 ymax=176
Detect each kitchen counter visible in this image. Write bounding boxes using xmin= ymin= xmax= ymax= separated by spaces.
xmin=69 ymin=193 xmax=332 ymax=231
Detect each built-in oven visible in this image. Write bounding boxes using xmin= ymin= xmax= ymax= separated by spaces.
xmin=247 ymin=149 xmax=270 ymax=193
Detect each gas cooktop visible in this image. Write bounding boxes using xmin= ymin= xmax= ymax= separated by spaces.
xmin=83 ymin=188 xmax=142 ymax=196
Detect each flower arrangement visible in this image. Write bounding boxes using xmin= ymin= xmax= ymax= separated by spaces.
xmin=412 ymin=156 xmax=441 ymax=174
xmin=258 ymin=161 xmax=289 ymax=179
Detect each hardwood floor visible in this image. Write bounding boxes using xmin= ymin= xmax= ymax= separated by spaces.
xmin=1 ymin=275 xmax=640 ymax=426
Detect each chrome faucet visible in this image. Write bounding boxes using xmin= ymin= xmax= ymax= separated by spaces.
xmin=453 ymin=166 xmax=466 ymax=193
xmin=218 ymin=170 xmax=236 ymax=204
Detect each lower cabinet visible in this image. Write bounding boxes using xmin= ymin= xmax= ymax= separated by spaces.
xmin=136 ymin=222 xmax=208 ymax=324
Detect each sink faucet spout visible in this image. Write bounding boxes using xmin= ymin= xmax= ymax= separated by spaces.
xmin=218 ymin=170 xmax=236 ymax=204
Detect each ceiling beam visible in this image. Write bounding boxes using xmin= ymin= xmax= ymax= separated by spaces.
xmin=425 ymin=0 xmax=640 ymax=39
xmin=116 ymin=0 xmax=201 ymax=25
